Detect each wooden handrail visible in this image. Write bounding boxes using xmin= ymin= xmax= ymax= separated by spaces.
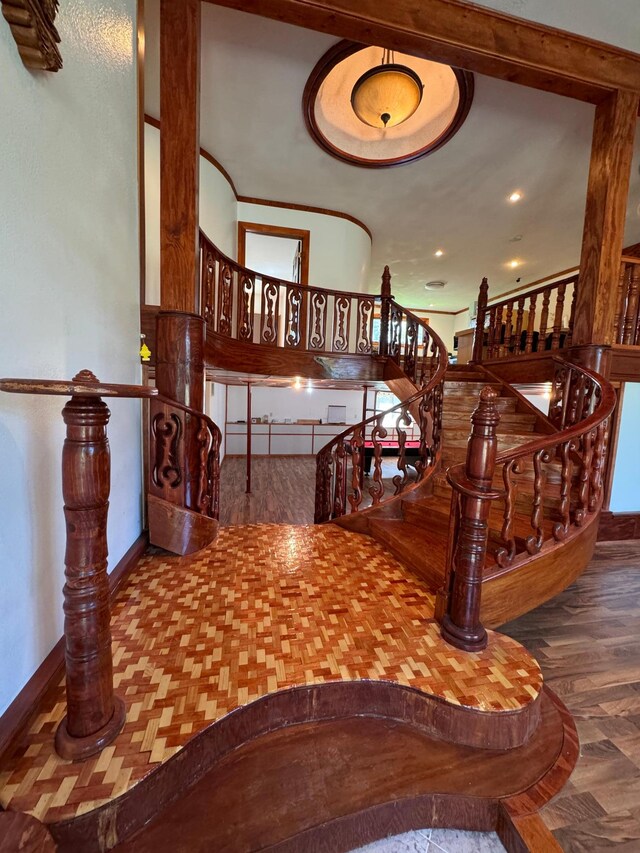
xmin=440 ymin=356 xmax=615 ymax=648
xmin=314 ymin=300 xmax=448 ymax=523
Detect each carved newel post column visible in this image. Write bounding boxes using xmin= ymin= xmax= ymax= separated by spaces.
xmin=379 ymin=265 xmax=392 ymax=357
xmin=54 ymin=371 xmax=126 ymax=760
xmin=441 ymin=386 xmax=500 ymax=652
xmin=471 ymin=277 xmax=489 ymax=363
xmin=0 ymin=370 xmax=157 ymax=761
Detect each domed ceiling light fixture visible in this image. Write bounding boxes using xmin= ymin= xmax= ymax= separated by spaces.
xmin=351 ymin=48 xmax=424 ymax=129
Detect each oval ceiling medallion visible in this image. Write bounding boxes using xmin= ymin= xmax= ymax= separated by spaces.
xmin=303 ymin=42 xmax=474 ymax=169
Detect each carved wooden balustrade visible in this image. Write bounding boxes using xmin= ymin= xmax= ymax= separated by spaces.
xmin=148 ymin=394 xmax=221 ymax=520
xmin=314 ymin=311 xmax=448 ymax=523
xmin=613 ymin=256 xmax=640 ymax=345
xmin=200 ymin=231 xmax=380 ymax=356
xmin=472 ymin=274 xmax=579 ymax=363
xmin=440 ymin=356 xmax=615 ymax=650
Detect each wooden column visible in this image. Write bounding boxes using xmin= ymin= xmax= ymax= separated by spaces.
xmin=0 ymin=372 xmax=157 ymax=760
xmin=572 ymin=89 xmax=639 ymax=348
xmin=157 ymin=0 xmax=204 ymax=413
xmin=441 ymin=387 xmax=500 ymax=652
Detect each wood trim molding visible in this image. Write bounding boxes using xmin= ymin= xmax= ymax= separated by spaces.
xmin=208 ymin=0 xmax=640 ymax=104
xmin=0 ymin=533 xmax=148 ymax=764
xmin=237 ymin=196 xmax=372 ymax=241
xmin=598 ymin=511 xmax=640 ymax=541
xmin=302 ymin=40 xmax=474 ymax=169
xmin=144 ymin=115 xmax=372 ymax=239
xmin=237 ymin=221 xmax=310 ymax=285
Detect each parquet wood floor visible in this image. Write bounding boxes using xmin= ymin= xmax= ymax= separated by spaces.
xmin=0 ymin=524 xmax=541 ymax=825
xmin=503 ymin=541 xmax=640 ymax=852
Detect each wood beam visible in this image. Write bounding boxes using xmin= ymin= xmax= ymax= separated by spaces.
xmin=573 ymin=90 xmax=640 ymax=346
xmin=208 ymin=0 xmax=640 ymax=104
xmin=160 ymin=0 xmax=201 ymax=312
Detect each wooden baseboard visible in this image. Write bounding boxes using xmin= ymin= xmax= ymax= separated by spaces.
xmin=598 ymin=511 xmax=640 ymax=541
xmin=0 ymin=531 xmax=148 ymax=764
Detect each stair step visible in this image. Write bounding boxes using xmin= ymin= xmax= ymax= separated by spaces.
xmin=442 ymin=413 xmax=537 ymax=431
xmin=368 ymin=519 xmax=446 ymax=589
xmin=444 ymin=397 xmax=518 ymax=413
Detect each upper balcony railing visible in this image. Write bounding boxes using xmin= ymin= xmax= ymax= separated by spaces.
xmin=613 ymin=256 xmax=640 ymax=346
xmin=200 ymin=231 xmax=381 ymax=357
xmin=471 ymin=274 xmax=578 ymax=363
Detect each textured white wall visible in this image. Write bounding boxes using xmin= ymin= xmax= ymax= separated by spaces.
xmin=0 ymin=0 xmax=141 ymax=715
xmin=227 ymin=386 xmax=365 ymax=425
xmin=610 ymin=383 xmax=640 ymax=513
xmin=144 ymin=123 xmax=238 ymax=304
xmin=237 ymin=202 xmax=371 ymax=293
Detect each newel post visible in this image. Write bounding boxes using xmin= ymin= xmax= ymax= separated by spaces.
xmin=441 ymin=386 xmax=500 ymax=652
xmin=379 ymin=265 xmax=392 ymax=357
xmin=471 ymin=277 xmax=489 ymax=363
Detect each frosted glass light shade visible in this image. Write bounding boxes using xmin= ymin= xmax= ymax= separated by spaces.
xmin=351 ymin=64 xmax=423 ymax=129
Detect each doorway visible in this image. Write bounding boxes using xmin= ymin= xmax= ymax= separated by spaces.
xmin=238 ymin=221 xmax=310 ymax=284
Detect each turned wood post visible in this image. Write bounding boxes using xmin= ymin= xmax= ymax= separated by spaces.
xmin=471 ymin=277 xmax=489 ymax=363
xmin=379 ymin=265 xmax=392 ymax=357
xmin=55 ymin=372 xmax=126 ymax=759
xmin=441 ymin=386 xmax=500 ymax=652
xmin=0 ymin=371 xmax=157 ymax=760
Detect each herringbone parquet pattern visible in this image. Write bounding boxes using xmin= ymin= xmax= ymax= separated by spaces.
xmin=0 ymin=524 xmax=541 ymax=824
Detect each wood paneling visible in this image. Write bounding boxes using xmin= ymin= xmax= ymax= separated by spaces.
xmin=159 ymin=0 xmax=201 ymax=313
xmin=208 ymin=0 xmax=640 ymax=104
xmin=573 ymin=90 xmax=640 ymax=346
xmin=598 ymin=511 xmax=640 ymax=541
xmin=0 ymin=812 xmax=56 ymax=853
xmin=147 ymin=494 xmax=219 ymax=555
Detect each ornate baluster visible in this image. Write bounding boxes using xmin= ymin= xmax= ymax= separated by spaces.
xmin=308 ymin=290 xmax=327 ymax=350
xmin=202 ymin=248 xmax=215 ymax=324
xmin=196 ymin=418 xmax=213 ymax=514
xmin=494 ymin=305 xmax=504 ymax=357
xmin=613 ymin=262 xmax=627 ymax=344
xmin=526 ymin=448 xmax=551 ymax=555
xmin=566 ymin=282 xmax=577 ymax=347
xmin=368 ymin=415 xmax=387 ymax=506
xmin=539 ymin=288 xmax=551 ymax=351
xmin=514 ymin=296 xmax=525 ymax=354
xmin=551 ymin=282 xmax=566 ymax=350
xmin=379 ymin=265 xmax=392 ymax=356
xmin=356 ymin=296 xmax=375 ymax=354
xmin=623 ymin=262 xmax=640 ymax=344
xmin=496 ymin=459 xmax=521 ymax=567
xmin=284 ymin=284 xmax=303 ymax=348
xmin=237 ymin=273 xmax=255 ymax=341
xmin=575 ymin=430 xmax=594 ymax=526
xmin=333 ymin=440 xmax=348 ymax=518
xmin=441 ymin=387 xmax=501 ymax=652
xmin=315 ymin=450 xmax=333 ymax=523
xmin=553 ymin=440 xmax=573 ymax=541
xmin=260 ymin=279 xmax=280 ymax=345
xmin=487 ymin=306 xmax=497 ymax=358
xmin=404 ymin=317 xmax=418 ymax=382
xmin=589 ymin=420 xmax=608 ymax=513
xmin=524 ymin=293 xmax=537 ymax=353
xmin=392 ymin=407 xmax=412 ymax=495
xmin=217 ymin=262 xmax=233 ymax=336
xmin=503 ymin=301 xmax=514 ymax=353
xmin=332 ymin=295 xmax=351 ymax=352
xmin=348 ymin=426 xmax=364 ymax=512
xmin=388 ymin=305 xmax=402 ymax=362
xmin=414 ymin=387 xmax=434 ymax=479
xmin=472 ymin=277 xmax=488 ymax=362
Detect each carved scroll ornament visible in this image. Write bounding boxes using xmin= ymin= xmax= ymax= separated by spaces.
xmin=2 ymin=0 xmax=62 ymax=71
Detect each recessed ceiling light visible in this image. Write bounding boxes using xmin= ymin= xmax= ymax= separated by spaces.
xmin=509 ymin=191 xmax=522 ymax=203
xmin=434 ymin=249 xmax=444 ymax=257
xmin=509 ymin=260 xmax=520 ymax=269
xmin=425 ymin=280 xmax=446 ymax=290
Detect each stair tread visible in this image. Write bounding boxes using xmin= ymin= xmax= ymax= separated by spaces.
xmin=368 ymin=519 xmax=446 ymax=589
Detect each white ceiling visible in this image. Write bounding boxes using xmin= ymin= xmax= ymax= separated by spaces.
xmin=145 ymin=1 xmax=640 ymax=312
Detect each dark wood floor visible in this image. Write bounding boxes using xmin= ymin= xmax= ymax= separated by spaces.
xmin=504 ymin=542 xmax=640 ymax=852
xmin=220 ymin=457 xmax=640 ymax=850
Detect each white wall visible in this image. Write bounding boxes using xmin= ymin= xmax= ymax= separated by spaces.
xmin=610 ymin=382 xmax=640 ymax=513
xmin=226 ymin=386 xmax=365 ymax=425
xmin=427 ymin=314 xmax=457 ymax=353
xmin=144 ymin=123 xmax=238 ymax=304
xmin=0 ymin=0 xmax=141 ymax=715
xmin=238 ymin=201 xmax=371 ymax=293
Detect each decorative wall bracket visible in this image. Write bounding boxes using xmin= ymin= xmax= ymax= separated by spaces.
xmin=2 ymin=0 xmax=62 ymax=72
